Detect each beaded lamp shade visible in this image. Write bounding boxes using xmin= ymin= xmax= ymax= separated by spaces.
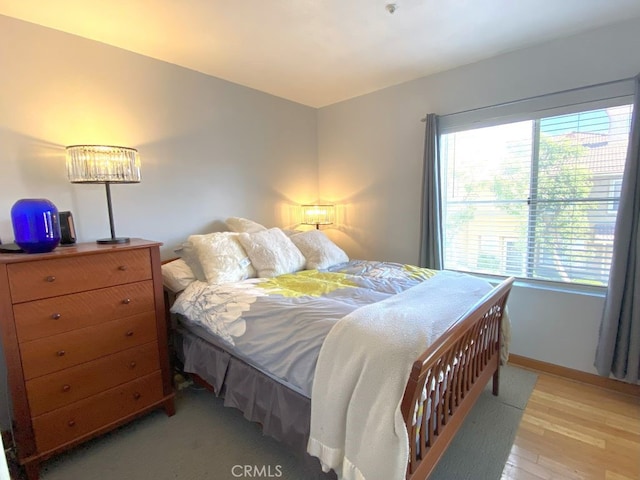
xmin=301 ymin=204 xmax=335 ymax=229
xmin=66 ymin=145 xmax=140 ymax=184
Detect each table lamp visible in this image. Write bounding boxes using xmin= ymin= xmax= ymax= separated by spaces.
xmin=66 ymin=145 xmax=141 ymax=244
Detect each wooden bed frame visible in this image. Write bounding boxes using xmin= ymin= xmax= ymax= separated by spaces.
xmin=166 ymin=274 xmax=515 ymax=480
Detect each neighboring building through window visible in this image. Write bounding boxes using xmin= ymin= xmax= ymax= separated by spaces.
xmin=440 ymin=104 xmax=633 ymax=287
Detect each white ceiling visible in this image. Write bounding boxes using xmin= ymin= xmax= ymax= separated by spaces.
xmin=2 ymin=0 xmax=640 ymax=107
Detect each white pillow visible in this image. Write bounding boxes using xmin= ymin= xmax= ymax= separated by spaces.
xmin=280 ymin=228 xmax=304 ymax=237
xmin=238 ymin=228 xmax=306 ymax=278
xmin=188 ymin=232 xmax=256 ymax=283
xmin=225 ymin=217 xmax=267 ymax=233
xmin=177 ymin=241 xmax=207 ymax=282
xmin=289 ymin=230 xmax=349 ymax=270
xmin=161 ymin=258 xmax=197 ymax=292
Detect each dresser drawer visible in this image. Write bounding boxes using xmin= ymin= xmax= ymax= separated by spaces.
xmin=14 ymin=281 xmax=155 ymax=343
xmin=32 ymin=371 xmax=163 ymax=453
xmin=20 ymin=312 xmax=158 ymax=380
xmin=26 ymin=342 xmax=160 ymax=416
xmin=8 ymin=249 xmax=152 ymax=303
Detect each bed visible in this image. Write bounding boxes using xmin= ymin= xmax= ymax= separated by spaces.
xmin=162 ymin=223 xmax=514 ymax=480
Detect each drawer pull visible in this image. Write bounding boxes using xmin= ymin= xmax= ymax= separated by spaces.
xmin=129 ymin=361 xmax=137 ymax=369
xmin=118 ymin=265 xmax=128 ymax=271
xmin=133 ymin=392 xmax=141 ymax=400
xmin=125 ymin=330 xmax=134 ymax=337
xmin=56 ymin=350 xmax=66 ymax=357
xmin=62 ymin=384 xmax=71 ymax=392
xmin=68 ymin=420 xmax=76 ymax=427
xmin=51 ymin=313 xmax=62 ymax=320
xmin=122 ymin=298 xmax=132 ymax=305
xmin=46 ymin=275 xmax=56 ymax=283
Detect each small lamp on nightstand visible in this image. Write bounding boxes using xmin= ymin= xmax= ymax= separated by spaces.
xmin=66 ymin=145 xmax=141 ymax=244
xmin=301 ymin=204 xmax=335 ymax=229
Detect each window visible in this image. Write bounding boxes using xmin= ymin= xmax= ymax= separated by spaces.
xmin=608 ymin=178 xmax=623 ymax=212
xmin=440 ymin=103 xmax=633 ymax=287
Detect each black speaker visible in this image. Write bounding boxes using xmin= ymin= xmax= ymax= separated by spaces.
xmin=59 ymin=211 xmax=76 ymax=245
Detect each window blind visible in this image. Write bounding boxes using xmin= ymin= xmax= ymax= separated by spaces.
xmin=440 ymin=99 xmax=633 ymax=287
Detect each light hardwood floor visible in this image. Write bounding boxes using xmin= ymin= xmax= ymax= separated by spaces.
xmin=502 ymin=371 xmax=640 ymax=480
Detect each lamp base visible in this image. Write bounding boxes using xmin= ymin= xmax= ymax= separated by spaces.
xmin=96 ymin=237 xmax=130 ymax=245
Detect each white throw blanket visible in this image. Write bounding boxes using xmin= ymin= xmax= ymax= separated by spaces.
xmin=307 ymin=271 xmax=493 ymax=480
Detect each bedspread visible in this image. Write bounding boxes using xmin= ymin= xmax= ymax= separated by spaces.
xmin=171 ymin=261 xmax=438 ymax=396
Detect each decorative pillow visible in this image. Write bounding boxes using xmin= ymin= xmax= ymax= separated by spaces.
xmin=279 ymin=228 xmax=304 ymax=237
xmin=187 ymin=232 xmax=256 ymax=284
xmin=225 ymin=217 xmax=267 ymax=233
xmin=161 ymin=258 xmax=197 ymax=292
xmin=289 ymin=230 xmax=349 ymax=270
xmin=238 ymin=228 xmax=306 ymax=278
xmin=176 ymin=241 xmax=207 ymax=282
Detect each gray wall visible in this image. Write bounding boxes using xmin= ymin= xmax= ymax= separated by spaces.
xmin=0 ymin=15 xmax=318 ymax=429
xmin=0 ymin=15 xmax=318 ymax=254
xmin=317 ymin=18 xmax=640 ymax=376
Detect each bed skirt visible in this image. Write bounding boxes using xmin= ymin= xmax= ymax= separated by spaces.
xmin=175 ymin=327 xmax=337 ymax=479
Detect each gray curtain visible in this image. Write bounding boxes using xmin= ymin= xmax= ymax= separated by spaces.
xmin=419 ymin=113 xmax=443 ymax=269
xmin=595 ymin=74 xmax=640 ymax=383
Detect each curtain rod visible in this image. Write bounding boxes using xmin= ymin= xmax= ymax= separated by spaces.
xmin=420 ymin=75 xmax=637 ymax=122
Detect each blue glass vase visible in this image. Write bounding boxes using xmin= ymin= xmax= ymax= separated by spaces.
xmin=11 ymin=199 xmax=61 ymax=253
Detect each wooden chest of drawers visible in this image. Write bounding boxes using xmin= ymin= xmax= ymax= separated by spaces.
xmin=0 ymin=239 xmax=175 ymax=479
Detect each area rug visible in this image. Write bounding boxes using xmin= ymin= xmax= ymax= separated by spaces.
xmin=430 ymin=364 xmax=537 ymax=480
xmin=38 ymin=365 xmax=537 ymax=480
